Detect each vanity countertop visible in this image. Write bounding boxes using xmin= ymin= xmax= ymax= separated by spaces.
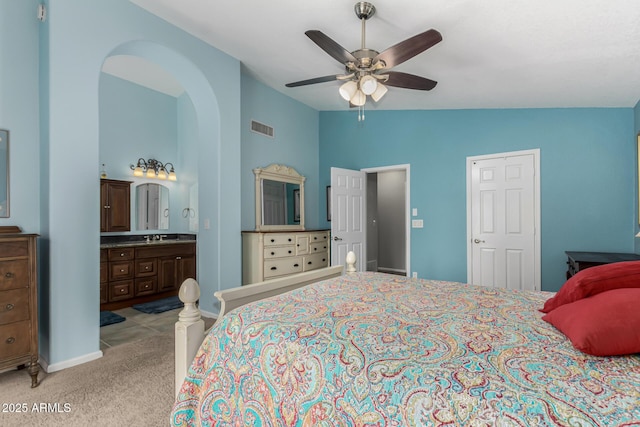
xmin=100 ymin=233 xmax=196 ymax=249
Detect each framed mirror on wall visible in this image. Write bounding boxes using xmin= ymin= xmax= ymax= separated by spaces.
xmin=254 ymin=164 xmax=305 ymax=231
xmin=0 ymin=129 xmax=8 ymax=218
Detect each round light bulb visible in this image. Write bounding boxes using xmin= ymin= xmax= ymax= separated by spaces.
xmin=360 ymin=75 xmax=378 ymax=95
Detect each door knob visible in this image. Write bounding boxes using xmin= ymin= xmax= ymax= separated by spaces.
xmin=474 ymin=239 xmax=485 ymax=244
xmin=333 ymin=236 xmax=343 ymax=241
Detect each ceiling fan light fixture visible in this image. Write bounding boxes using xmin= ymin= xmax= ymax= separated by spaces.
xmin=351 ymin=89 xmax=366 ymax=106
xmin=339 ymin=81 xmax=358 ymax=101
xmin=359 ymin=74 xmax=378 ymax=95
xmin=371 ymin=82 xmax=388 ymax=102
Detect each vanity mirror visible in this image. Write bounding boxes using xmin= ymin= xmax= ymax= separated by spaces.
xmin=254 ymin=164 xmax=305 ymax=231
xmin=0 ymin=129 xmax=8 ymax=218
xmin=136 ymin=183 xmax=169 ymax=230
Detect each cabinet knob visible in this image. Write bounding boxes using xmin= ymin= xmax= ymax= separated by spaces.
xmin=5 ymin=272 xmax=13 ymax=278
xmin=120 ymin=269 xmax=125 ymax=272
xmin=120 ymin=288 xmax=126 ymax=293
xmin=6 ymin=337 xmax=15 ymax=344
xmin=5 ymin=303 xmax=14 ymax=311
xmin=307 ymin=261 xmax=312 ymax=265
xmin=176 ymin=256 xmax=182 ymax=260
xmin=120 ymin=253 xmax=125 ymax=257
xmin=270 ymin=239 xmax=275 ymax=243
xmin=293 ymin=263 xmax=299 ymax=267
xmin=271 ymin=267 xmax=277 ymax=271
xmin=145 ymin=266 xmax=150 ymax=270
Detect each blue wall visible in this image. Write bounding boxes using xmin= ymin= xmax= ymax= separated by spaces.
xmin=320 ymin=108 xmax=636 ymax=292
xmin=241 ymin=74 xmax=320 ymax=230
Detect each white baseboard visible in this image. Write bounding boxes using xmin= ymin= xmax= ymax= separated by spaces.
xmin=40 ymin=350 xmax=103 ymax=373
xmin=200 ymin=308 xmax=218 ymax=320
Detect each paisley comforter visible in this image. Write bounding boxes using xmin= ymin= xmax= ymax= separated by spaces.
xmin=172 ymin=272 xmax=640 ymax=426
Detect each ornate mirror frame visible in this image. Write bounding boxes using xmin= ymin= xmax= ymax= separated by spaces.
xmin=254 ymin=164 xmax=305 ymax=231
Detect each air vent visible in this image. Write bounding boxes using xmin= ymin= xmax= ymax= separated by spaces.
xmin=250 ymin=120 xmax=274 ymax=138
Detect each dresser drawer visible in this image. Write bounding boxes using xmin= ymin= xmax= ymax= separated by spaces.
xmin=309 ymin=232 xmax=329 ymax=243
xmin=0 ymin=260 xmax=29 ymax=291
xmin=303 ymin=252 xmax=329 ymax=272
xmin=263 ymin=246 xmax=295 ymax=259
xmin=108 ymin=248 xmax=135 ymax=261
xmin=109 ymin=280 xmax=134 ymax=302
xmin=135 ymin=259 xmax=157 ymax=277
xmin=264 ymin=234 xmax=295 ymax=246
xmin=310 ymin=241 xmax=328 ymax=253
xmin=0 ymin=289 xmax=30 ymax=325
xmin=135 ymin=277 xmax=157 ymax=296
xmin=264 ymin=257 xmax=303 ymax=279
xmin=0 ymin=320 xmax=31 ymax=360
xmin=0 ymin=240 xmax=29 ymax=259
xmin=109 ymin=261 xmax=134 ymax=281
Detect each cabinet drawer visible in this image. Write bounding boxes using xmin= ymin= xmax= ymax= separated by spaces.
xmin=100 ymin=262 xmax=108 ymax=284
xmin=100 ymin=284 xmax=108 ymax=304
xmin=0 ymin=289 xmax=30 ymax=325
xmin=0 ymin=260 xmax=29 ymax=291
xmin=264 ymin=234 xmax=295 ymax=246
xmin=264 ymin=257 xmax=303 ymax=279
xmin=310 ymin=241 xmax=328 ymax=253
xmin=108 ymin=248 xmax=135 ymax=261
xmin=303 ymin=252 xmax=329 ymax=272
xmin=135 ymin=259 xmax=157 ymax=277
xmin=109 ymin=261 xmax=134 ymax=281
xmin=135 ymin=243 xmax=195 ymax=259
xmin=135 ymin=277 xmax=157 ymax=296
xmin=0 ymin=320 xmax=31 ymax=360
xmin=0 ymin=240 xmax=29 ymax=259
xmin=109 ymin=280 xmax=134 ymax=302
xmin=309 ymin=232 xmax=329 ymax=243
xmin=263 ymin=246 xmax=295 ymax=259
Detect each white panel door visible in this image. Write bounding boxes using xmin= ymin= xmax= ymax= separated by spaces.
xmin=331 ymin=167 xmax=366 ymax=271
xmin=469 ymin=153 xmax=537 ymax=290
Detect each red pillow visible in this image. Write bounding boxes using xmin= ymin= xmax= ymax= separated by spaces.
xmin=541 ymin=261 xmax=640 ymax=313
xmin=542 ymin=288 xmax=640 ymax=356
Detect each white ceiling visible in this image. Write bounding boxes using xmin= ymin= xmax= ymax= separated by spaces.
xmin=122 ymin=0 xmax=640 ymax=111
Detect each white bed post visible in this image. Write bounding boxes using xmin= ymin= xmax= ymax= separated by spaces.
xmin=346 ymin=251 xmax=357 ymax=273
xmin=175 ymin=278 xmax=205 ymax=397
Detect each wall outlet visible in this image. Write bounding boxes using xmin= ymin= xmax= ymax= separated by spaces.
xmin=412 ymin=208 xmax=418 ymax=216
xmin=412 ymin=272 xmax=418 ymax=278
xmin=204 ymin=218 xmax=210 ymax=229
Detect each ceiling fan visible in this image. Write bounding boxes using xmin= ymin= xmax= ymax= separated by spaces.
xmin=285 ymin=2 xmax=442 ymax=109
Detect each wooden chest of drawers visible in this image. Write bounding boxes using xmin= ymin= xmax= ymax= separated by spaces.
xmin=242 ymin=230 xmax=330 ymax=285
xmin=0 ymin=233 xmax=39 ymax=387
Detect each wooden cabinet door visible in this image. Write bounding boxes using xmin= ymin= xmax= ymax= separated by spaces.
xmin=177 ymin=255 xmax=196 ymax=284
xmin=158 ymin=257 xmax=178 ymax=292
xmin=100 ymin=179 xmax=131 ymax=232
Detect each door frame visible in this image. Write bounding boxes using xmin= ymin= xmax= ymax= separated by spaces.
xmin=362 ymin=164 xmax=411 ymax=277
xmin=465 ymin=149 xmax=541 ymax=290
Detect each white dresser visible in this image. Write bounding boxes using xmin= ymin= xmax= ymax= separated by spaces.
xmin=242 ymin=230 xmax=330 ymax=285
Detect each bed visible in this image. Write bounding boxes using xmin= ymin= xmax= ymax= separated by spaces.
xmin=171 ymin=255 xmax=640 ymax=426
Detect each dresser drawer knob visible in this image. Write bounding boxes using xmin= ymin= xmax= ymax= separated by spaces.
xmin=5 ymin=272 xmax=14 ymax=278
xmin=307 ymin=261 xmax=312 ymax=265
xmin=271 ymin=252 xmax=275 ymax=256
xmin=120 ymin=269 xmax=125 ymax=272
xmin=270 ymin=239 xmax=275 ymax=243
xmin=120 ymin=288 xmax=126 ymax=293
xmin=294 ymin=263 xmax=299 ymax=267
xmin=270 ymin=267 xmax=277 ymax=271
xmin=120 ymin=252 xmax=125 ymax=257
xmin=6 ymin=337 xmax=15 ymax=344
xmin=5 ymin=303 xmax=14 ymax=311
xmin=145 ymin=266 xmax=150 ymax=270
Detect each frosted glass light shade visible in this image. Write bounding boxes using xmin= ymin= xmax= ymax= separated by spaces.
xmin=133 ymin=166 xmax=144 ymax=177
xmin=168 ymin=170 xmax=177 ymax=181
xmin=351 ymin=90 xmax=366 ymax=106
xmin=146 ymin=168 xmax=156 ymax=178
xmin=339 ymin=81 xmax=358 ymax=101
xmin=157 ymin=168 xmax=167 ymax=180
xmin=371 ymin=83 xmax=388 ymax=102
xmin=360 ymin=75 xmax=377 ymax=95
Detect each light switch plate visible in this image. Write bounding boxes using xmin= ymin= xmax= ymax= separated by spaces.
xmin=412 ymin=219 xmax=424 ymax=228
xmin=412 ymin=208 xmax=418 ymax=216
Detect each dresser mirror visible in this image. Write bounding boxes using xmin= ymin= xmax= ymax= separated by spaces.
xmin=0 ymin=129 xmax=8 ymax=218
xmin=254 ymin=164 xmax=305 ymax=231
xmin=136 ymin=183 xmax=169 ymax=230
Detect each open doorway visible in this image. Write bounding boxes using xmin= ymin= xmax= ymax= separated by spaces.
xmin=365 ymin=167 xmax=408 ymax=275
xmin=331 ymin=164 xmax=410 ymax=276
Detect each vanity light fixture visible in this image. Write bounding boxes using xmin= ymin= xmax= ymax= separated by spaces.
xmin=130 ymin=158 xmax=177 ymax=181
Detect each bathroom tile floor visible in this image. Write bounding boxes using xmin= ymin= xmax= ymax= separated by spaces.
xmin=100 ymin=307 xmax=216 ymax=350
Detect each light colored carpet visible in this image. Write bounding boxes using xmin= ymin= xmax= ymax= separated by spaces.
xmin=0 ymin=332 xmax=177 ymax=427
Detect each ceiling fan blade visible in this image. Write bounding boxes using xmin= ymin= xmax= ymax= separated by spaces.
xmin=384 ymin=71 xmax=437 ymax=90
xmin=285 ymin=74 xmax=340 ymax=88
xmin=374 ymin=29 xmax=442 ymax=69
xmin=305 ymin=30 xmax=358 ymax=65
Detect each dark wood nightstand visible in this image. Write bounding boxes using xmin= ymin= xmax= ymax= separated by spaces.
xmin=565 ymin=251 xmax=640 ymax=279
